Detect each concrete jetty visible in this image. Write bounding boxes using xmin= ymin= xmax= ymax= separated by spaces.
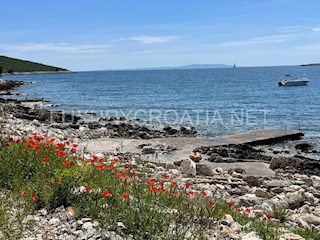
xmin=209 ymin=128 xmax=304 ymax=146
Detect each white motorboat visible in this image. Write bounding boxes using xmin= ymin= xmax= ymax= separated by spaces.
xmin=278 ymin=75 xmax=309 ymax=86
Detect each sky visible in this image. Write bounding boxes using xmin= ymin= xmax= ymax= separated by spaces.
xmin=1 ymin=0 xmax=320 ymax=71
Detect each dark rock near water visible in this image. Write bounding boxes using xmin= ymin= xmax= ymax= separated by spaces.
xmin=295 ymin=143 xmax=313 ymax=152
xmin=270 ymin=156 xmax=320 ymax=176
xmin=196 ymin=144 xmax=271 ymax=163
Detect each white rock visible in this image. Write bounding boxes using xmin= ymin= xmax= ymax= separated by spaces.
xmin=180 ymin=159 xmax=196 ymax=177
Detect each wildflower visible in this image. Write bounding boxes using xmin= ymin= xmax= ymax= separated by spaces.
xmin=245 ymin=208 xmax=251 ymax=213
xmin=187 ymin=191 xmax=194 ymax=196
xmin=42 ymin=157 xmax=49 ymax=162
xmin=72 ymin=143 xmax=78 ymax=147
xmin=70 ymin=148 xmax=77 ymax=154
xmin=47 ymin=138 xmax=55 ymax=144
xmin=16 ymin=139 xmax=20 ymax=144
xmin=170 ymin=181 xmax=177 ymax=188
xmin=163 ymin=174 xmax=169 ymax=179
xmin=125 ymin=163 xmax=131 ymax=168
xmin=236 ymin=208 xmax=242 ymax=213
xmin=101 ymin=190 xmax=111 ymax=197
xmin=63 ymin=160 xmax=71 ymax=167
xmin=2 ymin=131 xmax=7 ymax=134
xmin=150 ymin=185 xmax=159 ymax=192
xmin=21 ymin=190 xmax=26 ymax=196
xmin=173 ymin=191 xmax=179 ymax=196
xmin=267 ymin=213 xmax=272 ymax=219
xmin=66 ymin=141 xmax=71 ymax=146
xmin=208 ymin=201 xmax=214 ymax=206
xmin=31 ymin=193 xmax=38 ymax=201
xmin=262 ymin=216 xmax=267 ymax=221
xmin=77 ymin=157 xmax=83 ymax=161
xmin=45 ymin=182 xmax=50 ymax=186
xmin=148 ymin=178 xmax=155 ymax=185
xmin=200 ymin=191 xmax=207 ymax=197
xmin=227 ymin=201 xmax=233 ymax=207
xmin=57 ymin=151 xmax=66 ymax=157
xmin=109 ymin=166 xmax=116 ymax=171
xmin=96 ymin=163 xmax=107 ymax=170
xmin=159 ymin=181 xmax=164 ymax=187
xmin=111 ymin=158 xmax=119 ymax=165
xmin=184 ymin=183 xmax=191 ymax=189
xmin=122 ymin=193 xmax=129 ymax=199
xmin=161 ymin=188 xmax=166 ymax=193
xmin=86 ymin=187 xmax=92 ymax=192
xmin=55 ymin=179 xmax=61 ymax=184
xmin=91 ymin=155 xmax=98 ymax=163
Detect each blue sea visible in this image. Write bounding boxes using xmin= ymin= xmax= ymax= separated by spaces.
xmin=4 ymin=66 xmax=320 ymax=142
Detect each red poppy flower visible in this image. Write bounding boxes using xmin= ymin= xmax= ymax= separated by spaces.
xmin=31 ymin=193 xmax=38 ymax=201
xmin=21 ymin=190 xmax=26 ymax=196
xmin=42 ymin=157 xmax=49 ymax=162
xmin=200 ymin=191 xmax=207 ymax=197
xmin=122 ymin=193 xmax=129 ymax=199
xmin=170 ymin=181 xmax=177 ymax=188
xmin=63 ymin=160 xmax=71 ymax=167
xmin=267 ymin=213 xmax=272 ymax=219
xmin=208 ymin=201 xmax=214 ymax=206
xmin=86 ymin=187 xmax=92 ymax=192
xmin=16 ymin=139 xmax=20 ymax=144
xmin=57 ymin=151 xmax=66 ymax=157
xmin=184 ymin=183 xmax=191 ymax=189
xmin=148 ymin=178 xmax=155 ymax=185
xmin=163 ymin=174 xmax=169 ymax=179
xmin=66 ymin=141 xmax=71 ymax=146
xmin=109 ymin=166 xmax=116 ymax=171
xmin=125 ymin=163 xmax=131 ymax=168
xmin=111 ymin=158 xmax=119 ymax=165
xmin=150 ymin=185 xmax=159 ymax=192
xmin=101 ymin=190 xmax=111 ymax=197
xmin=96 ymin=163 xmax=107 ymax=170
xmin=72 ymin=143 xmax=78 ymax=147
xmin=77 ymin=157 xmax=83 ymax=161
xmin=187 ymin=191 xmax=194 ymax=196
xmin=45 ymin=182 xmax=50 ymax=186
xmin=227 ymin=201 xmax=233 ymax=207
xmin=173 ymin=191 xmax=179 ymax=196
xmin=55 ymin=179 xmax=61 ymax=184
xmin=245 ymin=208 xmax=251 ymax=213
xmin=262 ymin=216 xmax=267 ymax=221
xmin=236 ymin=208 xmax=242 ymax=213
xmin=159 ymin=181 xmax=164 ymax=187
xmin=70 ymin=148 xmax=77 ymax=154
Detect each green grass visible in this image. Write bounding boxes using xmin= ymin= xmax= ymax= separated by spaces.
xmin=0 ymin=55 xmax=68 ymax=74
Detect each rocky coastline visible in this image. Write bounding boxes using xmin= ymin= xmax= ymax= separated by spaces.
xmin=0 ymin=79 xmax=320 ymax=239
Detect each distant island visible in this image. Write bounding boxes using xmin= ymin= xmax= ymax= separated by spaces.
xmin=0 ymin=55 xmax=71 ymax=75
xmin=300 ymin=63 xmax=320 ymax=66
xmin=105 ymin=64 xmax=233 ymax=71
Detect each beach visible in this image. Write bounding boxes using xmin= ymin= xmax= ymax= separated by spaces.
xmin=0 ymin=79 xmax=320 ymax=239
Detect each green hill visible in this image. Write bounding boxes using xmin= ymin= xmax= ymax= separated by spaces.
xmin=0 ymin=55 xmax=69 ymax=74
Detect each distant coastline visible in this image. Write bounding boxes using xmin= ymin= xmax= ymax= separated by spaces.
xmin=300 ymin=63 xmax=320 ymax=66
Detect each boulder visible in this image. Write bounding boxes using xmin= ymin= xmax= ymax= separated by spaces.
xmin=180 ymin=159 xmax=197 ymax=177
xmin=196 ymin=164 xmax=213 ymax=176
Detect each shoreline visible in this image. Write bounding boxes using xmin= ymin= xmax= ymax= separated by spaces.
xmin=1 ymin=79 xmax=320 ymax=238
xmin=1 ymin=70 xmax=74 ymax=76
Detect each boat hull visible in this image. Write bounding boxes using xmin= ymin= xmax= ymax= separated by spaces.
xmin=278 ymin=78 xmax=309 ymax=87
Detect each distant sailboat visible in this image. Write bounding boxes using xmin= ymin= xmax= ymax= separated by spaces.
xmin=233 ymin=63 xmax=236 ymax=68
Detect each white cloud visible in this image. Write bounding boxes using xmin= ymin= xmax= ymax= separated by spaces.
xmin=0 ymin=43 xmax=113 ymax=53
xmin=113 ymin=35 xmax=178 ymax=44
xmin=312 ymin=28 xmax=320 ymax=32
xmin=218 ymin=34 xmax=296 ymax=47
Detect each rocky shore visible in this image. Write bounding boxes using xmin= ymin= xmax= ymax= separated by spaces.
xmin=0 ymin=79 xmax=320 ymax=239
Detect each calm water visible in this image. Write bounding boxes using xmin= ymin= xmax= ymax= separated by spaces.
xmin=4 ymin=66 xmax=320 ymax=140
